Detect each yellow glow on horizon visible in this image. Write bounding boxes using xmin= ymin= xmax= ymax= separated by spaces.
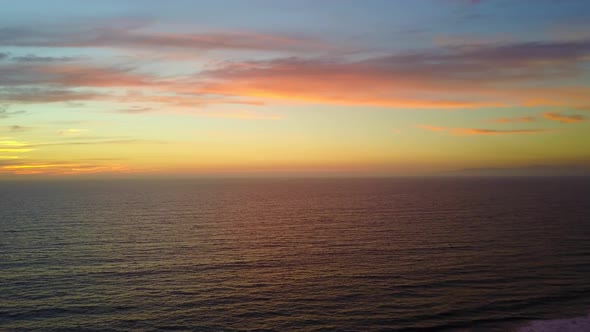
xmin=0 ymin=148 xmax=34 ymax=153
xmin=0 ymin=140 xmax=29 ymax=147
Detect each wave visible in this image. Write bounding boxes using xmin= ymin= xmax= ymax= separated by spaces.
xmin=515 ymin=312 xmax=590 ymax=332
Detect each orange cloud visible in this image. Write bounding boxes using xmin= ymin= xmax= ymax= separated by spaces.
xmin=417 ymin=125 xmax=550 ymax=135
xmin=543 ymin=112 xmax=585 ymax=123
xmin=198 ymin=67 xmax=496 ymax=109
xmin=195 ymin=49 xmax=590 ymax=109
xmin=452 ymin=128 xmax=551 ymax=135
xmin=417 ymin=124 xmax=446 ymax=131
xmin=0 ymin=162 xmax=136 ymax=175
xmin=491 ymin=116 xmax=535 ymax=124
xmin=200 ymin=83 xmax=491 ymax=109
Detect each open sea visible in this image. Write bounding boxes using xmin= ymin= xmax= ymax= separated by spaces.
xmin=1 ymin=177 xmax=589 ymax=331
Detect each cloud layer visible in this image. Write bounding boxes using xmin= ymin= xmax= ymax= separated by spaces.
xmin=2 ymin=20 xmax=590 ymax=111
xmin=1 ymin=6 xmax=590 ymax=177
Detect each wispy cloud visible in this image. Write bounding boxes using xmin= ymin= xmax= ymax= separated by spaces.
xmin=543 ymin=112 xmax=585 ymax=123
xmin=117 ymin=106 xmax=281 ymax=120
xmin=0 ymin=62 xmax=267 ymax=108
xmin=0 ymin=63 xmax=153 ymax=88
xmin=417 ymin=125 xmax=551 ymax=135
xmin=0 ymin=132 xmax=171 ymax=176
xmin=0 ymin=20 xmax=328 ymax=53
xmin=0 ymin=52 xmax=82 ymax=63
xmin=31 ymin=139 xmax=165 ymax=147
xmin=11 ymin=55 xmax=82 ymax=63
xmin=490 ymin=116 xmax=536 ymax=124
xmin=0 ymin=137 xmax=165 ymax=174
xmin=0 ymin=62 xmax=172 ymax=107
xmin=0 ymin=161 xmax=136 ymax=175
xmin=1 ymin=125 xmax=32 ymax=132
xmin=0 ymin=88 xmax=103 ymax=103
xmin=58 ymin=128 xmax=88 ymax=135
xmin=117 ymin=106 xmax=155 ymax=114
xmin=0 ymin=147 xmax=33 ymax=152
xmin=451 ymin=128 xmax=551 ymax=135
xmin=416 ymin=124 xmax=446 ymax=131
xmin=0 ymin=139 xmax=34 ymax=160
xmin=0 ymin=139 xmax=29 ymax=147
xmin=446 ymin=163 xmax=590 ymax=176
xmin=0 ymin=104 xmax=26 ymax=118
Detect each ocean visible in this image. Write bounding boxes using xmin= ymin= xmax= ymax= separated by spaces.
xmin=1 ymin=177 xmax=589 ymax=331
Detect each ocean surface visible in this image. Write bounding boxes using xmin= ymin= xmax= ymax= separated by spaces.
xmin=1 ymin=177 xmax=589 ymax=331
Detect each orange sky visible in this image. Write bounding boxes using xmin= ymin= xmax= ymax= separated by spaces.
xmin=1 ymin=0 xmax=589 ymax=178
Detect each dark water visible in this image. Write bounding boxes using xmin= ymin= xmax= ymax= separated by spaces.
xmin=1 ymin=177 xmax=589 ymax=331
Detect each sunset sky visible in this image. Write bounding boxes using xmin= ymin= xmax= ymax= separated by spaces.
xmin=1 ymin=0 xmax=589 ymax=177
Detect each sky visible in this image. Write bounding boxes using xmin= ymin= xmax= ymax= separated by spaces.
xmin=1 ymin=0 xmax=590 ymax=178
